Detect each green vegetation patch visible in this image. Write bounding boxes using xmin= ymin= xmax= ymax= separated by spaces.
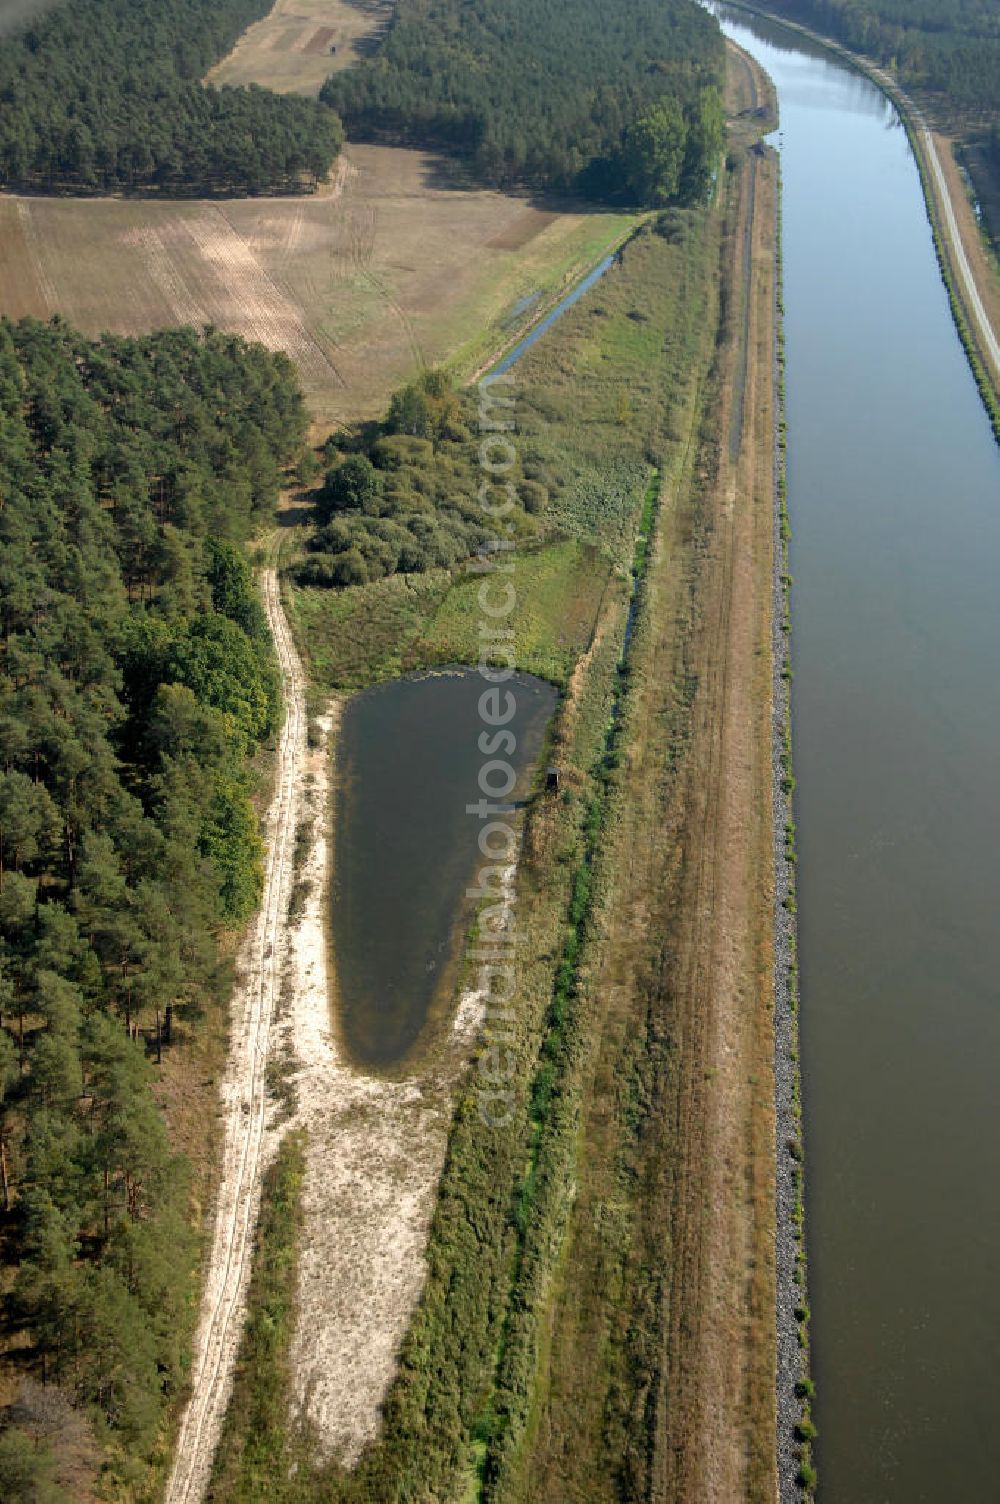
xmin=210 ymin=1130 xmax=307 ymax=1501
xmin=287 ymin=568 xmax=450 ymax=691
xmin=411 ymin=540 xmax=610 ymax=685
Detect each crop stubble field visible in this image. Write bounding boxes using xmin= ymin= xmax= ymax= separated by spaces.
xmin=0 ymin=149 xmax=634 ymax=430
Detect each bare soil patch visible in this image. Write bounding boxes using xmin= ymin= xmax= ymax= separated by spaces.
xmin=303 ymin=24 xmax=337 ymax=53
xmin=274 ymin=712 xmax=496 ymax=1458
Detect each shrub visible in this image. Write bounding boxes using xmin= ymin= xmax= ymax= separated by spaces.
xmin=520 ymin=479 xmax=549 ymax=514
xmin=317 ymin=454 xmax=383 ymax=520
xmin=371 ymin=434 xmax=435 ymax=470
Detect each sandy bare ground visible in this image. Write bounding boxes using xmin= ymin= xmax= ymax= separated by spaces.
xmin=166 ymin=567 xmax=304 ymax=1504
xmin=273 ymin=720 xmax=510 ymax=1460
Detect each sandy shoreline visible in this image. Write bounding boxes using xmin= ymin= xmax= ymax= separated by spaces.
xmin=277 ymin=704 xmax=457 ymax=1462
xmin=275 ymin=693 xmax=520 ymax=1461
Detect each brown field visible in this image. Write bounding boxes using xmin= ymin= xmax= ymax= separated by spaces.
xmin=207 ymin=0 xmax=394 ymax=97
xmin=0 ymin=148 xmax=636 ymax=431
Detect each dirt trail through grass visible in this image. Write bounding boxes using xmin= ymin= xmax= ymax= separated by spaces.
xmin=165 ymin=564 xmax=304 ymax=1504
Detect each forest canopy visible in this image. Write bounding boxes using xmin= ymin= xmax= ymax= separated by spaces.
xmin=0 ymin=0 xmax=344 ymax=195
xmin=319 ymin=0 xmax=725 ymax=201
xmin=0 ymin=317 xmax=305 ymax=1486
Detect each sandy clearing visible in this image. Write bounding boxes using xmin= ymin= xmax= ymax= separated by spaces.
xmin=272 ymin=703 xmax=456 ymax=1462
xmin=207 ymin=0 xmax=393 ymax=97
xmin=165 ymin=543 xmax=514 ymax=1490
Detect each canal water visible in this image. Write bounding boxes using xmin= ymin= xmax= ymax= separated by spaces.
xmin=717 ymin=7 xmax=1000 ymax=1498
xmin=332 ymin=668 xmax=556 ymax=1068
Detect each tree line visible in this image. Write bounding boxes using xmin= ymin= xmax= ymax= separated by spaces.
xmin=0 ymin=0 xmax=344 ymax=196
xmin=320 ymin=0 xmax=724 ymax=202
xmin=0 ymin=317 xmax=306 ymax=1494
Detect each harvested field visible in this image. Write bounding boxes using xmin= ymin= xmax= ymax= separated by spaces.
xmin=207 ymin=0 xmax=395 ymax=97
xmin=0 ymin=149 xmax=635 ymax=430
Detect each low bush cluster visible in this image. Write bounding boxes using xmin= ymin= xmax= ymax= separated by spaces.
xmin=295 ymin=370 xmax=546 ymax=588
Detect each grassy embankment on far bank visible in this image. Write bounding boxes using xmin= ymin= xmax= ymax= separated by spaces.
xmin=213 ymin=48 xmax=783 ymax=1495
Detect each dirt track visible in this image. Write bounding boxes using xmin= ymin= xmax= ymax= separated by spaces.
xmin=165 ymin=565 xmax=304 ymax=1504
